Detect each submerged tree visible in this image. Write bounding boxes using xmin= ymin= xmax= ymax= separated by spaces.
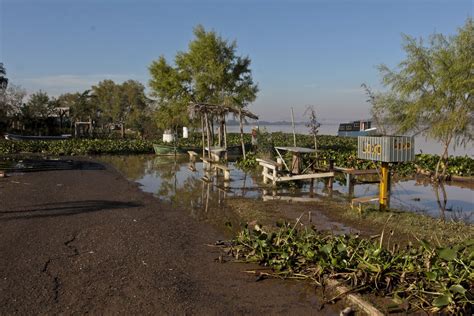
xmin=149 ymin=25 xmax=258 ymax=136
xmin=371 ymin=18 xmax=474 ymax=179
xmin=304 ymin=105 xmax=321 ymax=154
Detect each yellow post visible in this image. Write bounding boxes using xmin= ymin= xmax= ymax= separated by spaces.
xmin=379 ymin=162 xmax=390 ymax=211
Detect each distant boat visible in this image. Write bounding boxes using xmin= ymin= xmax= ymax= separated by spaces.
xmin=337 ymin=120 xmax=377 ymax=137
xmin=4 ymin=133 xmax=72 ymax=141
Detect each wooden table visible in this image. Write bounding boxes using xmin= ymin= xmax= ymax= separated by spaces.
xmin=205 ymin=146 xmax=227 ymax=162
xmin=274 ymin=146 xmax=316 ymax=174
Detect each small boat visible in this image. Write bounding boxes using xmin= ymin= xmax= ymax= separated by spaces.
xmin=337 ymin=120 xmax=376 ymax=137
xmin=4 ymin=133 xmax=72 ymax=141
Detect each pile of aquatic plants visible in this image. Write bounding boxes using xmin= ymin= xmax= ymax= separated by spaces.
xmin=0 ymin=139 xmax=154 ymax=155
xmin=235 ymin=152 xmax=259 ymax=170
xmin=229 ymin=222 xmax=473 ymax=313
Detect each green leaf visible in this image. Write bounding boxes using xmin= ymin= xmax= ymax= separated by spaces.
xmin=337 ymin=243 xmax=347 ymax=253
xmin=449 ymin=284 xmax=466 ymax=295
xmin=438 ymin=247 xmax=457 ymax=261
xmin=320 ymin=244 xmax=332 ymax=255
xmin=432 ymin=294 xmax=451 ymax=307
xmin=425 ymin=271 xmax=437 ymax=281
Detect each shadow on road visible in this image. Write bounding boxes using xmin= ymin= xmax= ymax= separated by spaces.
xmin=0 ymin=200 xmax=143 ymax=221
xmin=0 ymin=159 xmax=106 ymax=172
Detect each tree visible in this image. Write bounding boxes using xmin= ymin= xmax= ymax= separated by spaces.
xmin=0 ymin=63 xmax=8 ymax=90
xmin=304 ymin=105 xmax=321 ymax=155
xmin=149 ymin=25 xmax=258 ymax=136
xmin=21 ymin=91 xmax=54 ymax=134
xmin=60 ymin=90 xmax=97 ymax=124
xmin=121 ymin=80 xmax=150 ymax=137
xmin=92 ymin=80 xmax=150 ymax=137
xmin=372 ymin=18 xmax=473 ymax=178
xmin=0 ymin=84 xmax=26 ymax=131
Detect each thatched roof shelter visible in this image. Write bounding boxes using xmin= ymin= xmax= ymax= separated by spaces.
xmin=188 ymin=102 xmax=258 ymax=159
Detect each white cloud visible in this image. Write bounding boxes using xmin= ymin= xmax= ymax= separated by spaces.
xmin=12 ymin=74 xmax=146 ymax=96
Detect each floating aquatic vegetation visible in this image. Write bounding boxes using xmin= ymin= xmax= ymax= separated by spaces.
xmin=228 ymin=220 xmax=473 ymax=313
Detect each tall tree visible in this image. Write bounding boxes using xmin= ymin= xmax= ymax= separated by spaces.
xmin=372 ymin=18 xmax=473 ymax=178
xmin=92 ymin=79 xmax=149 ymax=137
xmin=121 ymin=80 xmax=150 ymax=137
xmin=149 ymin=25 xmax=258 ymax=134
xmin=62 ymin=90 xmax=97 ymax=123
xmin=22 ymin=91 xmax=54 ymax=133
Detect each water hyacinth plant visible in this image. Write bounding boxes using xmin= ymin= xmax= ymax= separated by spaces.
xmin=229 ymin=221 xmax=473 ymax=313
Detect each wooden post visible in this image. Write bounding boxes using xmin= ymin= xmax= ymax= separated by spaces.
xmin=379 ymin=162 xmax=390 ymax=211
xmin=346 ymin=173 xmax=352 ymax=190
xmin=218 ymin=119 xmax=222 ymax=147
xmin=239 ymin=109 xmax=246 ymax=159
xmin=201 ymin=116 xmax=205 ymax=158
xmin=291 ymin=107 xmax=296 ymax=147
xmin=223 ymin=115 xmax=228 ymax=161
xmin=291 ymin=153 xmax=301 ymax=174
xmin=204 ymin=112 xmax=211 ymax=159
xmin=262 ymin=166 xmax=268 ymax=184
xmin=327 ymin=159 xmax=334 ymax=190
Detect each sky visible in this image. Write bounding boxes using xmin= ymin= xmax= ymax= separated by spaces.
xmin=0 ymin=0 xmax=472 ymax=122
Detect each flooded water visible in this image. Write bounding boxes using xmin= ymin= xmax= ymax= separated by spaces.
xmin=100 ymin=155 xmax=474 ymax=224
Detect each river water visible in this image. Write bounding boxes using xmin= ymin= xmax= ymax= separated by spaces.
xmin=100 ymin=155 xmax=473 ymax=224
xmin=226 ymin=124 xmax=474 ymax=157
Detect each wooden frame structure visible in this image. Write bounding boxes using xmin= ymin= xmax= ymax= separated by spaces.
xmin=188 ymin=102 xmax=258 ymax=160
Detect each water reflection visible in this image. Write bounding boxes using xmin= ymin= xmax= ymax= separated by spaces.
xmin=100 ymin=155 xmax=473 ymax=224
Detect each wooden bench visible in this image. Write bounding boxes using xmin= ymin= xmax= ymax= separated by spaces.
xmin=334 ymin=166 xmax=379 ymax=189
xmin=200 ymin=157 xmax=213 ymax=164
xmin=351 ymin=196 xmax=379 ymax=213
xmin=188 ymin=151 xmax=198 ymax=162
xmin=256 ymin=158 xmax=281 ymax=185
xmin=214 ymin=163 xmax=231 ymax=181
xmin=188 ymin=151 xmax=198 ymax=171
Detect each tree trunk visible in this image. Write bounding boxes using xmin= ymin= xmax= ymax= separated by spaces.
xmin=434 ymin=138 xmax=451 ymax=180
xmin=204 ymin=112 xmax=211 ymax=159
xmin=223 ymin=115 xmax=228 ymax=161
xmin=239 ymin=109 xmax=246 ymax=159
xmin=434 ymin=182 xmax=447 ymax=221
xmin=201 ymin=116 xmax=205 ymax=157
xmin=210 ymin=117 xmax=214 ymax=145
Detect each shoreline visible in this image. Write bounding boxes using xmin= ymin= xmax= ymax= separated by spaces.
xmin=0 ymin=158 xmax=346 ymax=314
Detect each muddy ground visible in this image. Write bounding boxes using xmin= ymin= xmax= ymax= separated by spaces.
xmin=0 ymin=159 xmax=352 ymax=315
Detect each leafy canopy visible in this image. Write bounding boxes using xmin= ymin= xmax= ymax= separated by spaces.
xmin=149 ymin=25 xmax=258 ymax=130
xmin=91 ymin=79 xmax=149 ymax=127
xmin=373 ymin=18 xmax=473 ymax=152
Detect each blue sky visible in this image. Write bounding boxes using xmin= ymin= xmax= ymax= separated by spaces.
xmin=1 ymin=0 xmax=471 ymax=122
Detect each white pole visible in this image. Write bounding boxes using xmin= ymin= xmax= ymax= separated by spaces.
xmin=291 ymin=107 xmax=296 ymax=147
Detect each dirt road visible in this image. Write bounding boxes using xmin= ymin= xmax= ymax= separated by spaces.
xmin=0 ymin=160 xmax=341 ymax=314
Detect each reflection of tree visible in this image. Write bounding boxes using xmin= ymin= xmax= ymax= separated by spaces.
xmin=433 ymin=182 xmax=448 ymax=221
xmin=101 ymin=155 xmax=149 ymax=180
xmin=155 ymin=158 xmax=180 ymax=198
